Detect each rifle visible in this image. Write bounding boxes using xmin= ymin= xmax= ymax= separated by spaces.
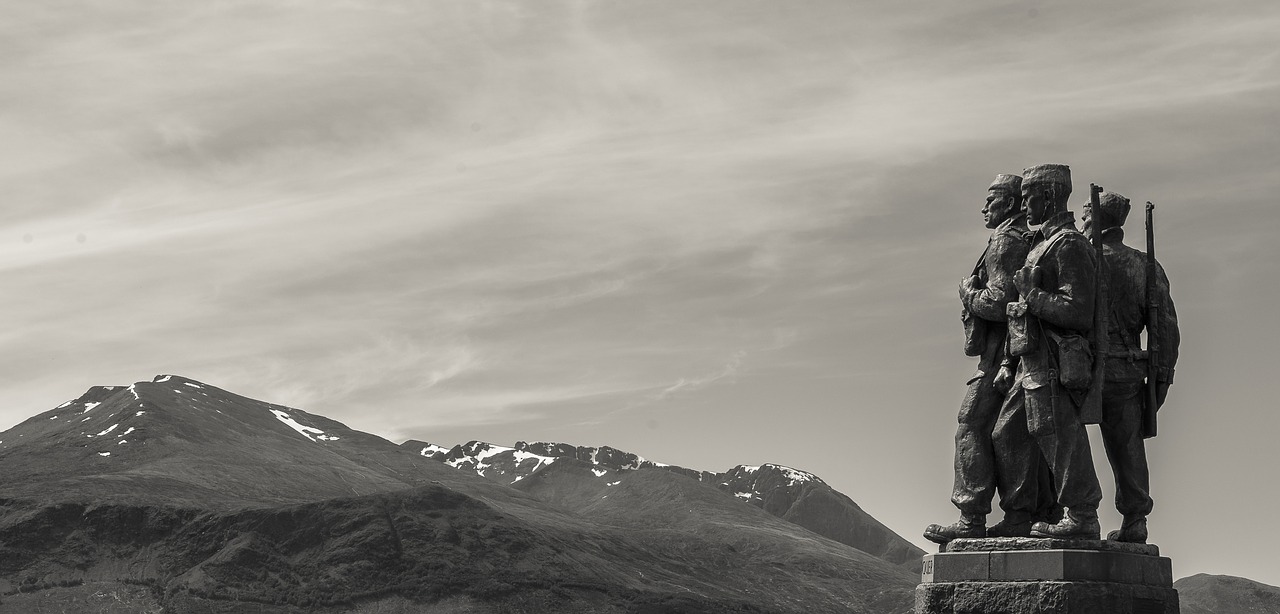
xmin=1077 ymin=184 xmax=1106 ymax=424
xmin=1143 ymin=202 xmax=1159 ymax=438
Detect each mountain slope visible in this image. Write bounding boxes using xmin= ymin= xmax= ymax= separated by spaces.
xmin=512 ymin=459 xmax=916 ymax=613
xmin=407 ymin=438 xmax=925 ymax=569
xmin=0 ymin=375 xmax=499 ymax=509
xmin=1176 ymin=574 xmax=1280 ymax=614
xmin=0 ymin=375 xmax=918 ymax=613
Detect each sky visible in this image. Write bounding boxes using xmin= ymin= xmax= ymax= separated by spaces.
xmin=2 ymin=0 xmax=1278 ymax=586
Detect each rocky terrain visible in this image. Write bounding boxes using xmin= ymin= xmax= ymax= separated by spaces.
xmin=0 ymin=375 xmax=920 ymax=613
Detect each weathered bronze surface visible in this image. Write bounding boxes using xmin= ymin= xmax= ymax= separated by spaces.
xmin=919 ymin=164 xmax=1183 ymax=613
xmin=1081 ymin=191 xmax=1181 ymax=542
xmin=926 ymin=174 xmax=1054 ymax=545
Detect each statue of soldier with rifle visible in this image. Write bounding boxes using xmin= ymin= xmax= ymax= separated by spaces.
xmin=1081 ymin=191 xmax=1180 ymax=543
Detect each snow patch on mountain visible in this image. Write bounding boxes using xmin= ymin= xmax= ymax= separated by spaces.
xmin=731 ymin=463 xmax=819 ymax=486
xmin=512 ymin=450 xmax=555 ymax=470
xmin=471 ymin=443 xmax=507 ymax=465
xmin=269 ymin=409 xmax=339 ymax=443
xmin=435 ymin=441 xmax=558 ymax=484
xmin=774 ymin=465 xmax=819 ymax=485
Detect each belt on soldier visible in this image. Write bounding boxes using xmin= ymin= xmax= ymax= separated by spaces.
xmin=1106 ymin=348 xmax=1148 ymax=361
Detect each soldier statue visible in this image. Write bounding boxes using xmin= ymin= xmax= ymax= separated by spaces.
xmin=991 ymin=163 xmax=1103 ymax=540
xmin=1082 ymin=191 xmax=1180 ymax=543
xmin=925 ymin=174 xmax=1053 ymax=544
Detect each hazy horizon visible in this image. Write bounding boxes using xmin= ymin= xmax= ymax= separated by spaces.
xmin=2 ymin=0 xmax=1278 ymax=587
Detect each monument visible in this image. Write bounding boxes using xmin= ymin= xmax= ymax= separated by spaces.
xmin=916 ymin=164 xmax=1182 ymax=613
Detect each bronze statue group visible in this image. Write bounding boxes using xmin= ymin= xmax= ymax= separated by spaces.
xmin=926 ymin=164 xmax=1179 ymax=545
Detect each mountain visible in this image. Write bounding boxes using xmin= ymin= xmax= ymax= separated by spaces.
xmin=1176 ymin=574 xmax=1280 ymax=614
xmin=405 ymin=439 xmax=925 ymax=569
xmin=0 ymin=375 xmax=919 ymax=613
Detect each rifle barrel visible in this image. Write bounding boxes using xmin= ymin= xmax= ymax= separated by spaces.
xmin=1143 ymin=202 xmax=1159 ymax=437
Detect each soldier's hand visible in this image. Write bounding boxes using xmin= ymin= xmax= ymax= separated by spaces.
xmin=993 ymin=364 xmax=1014 ymax=394
xmin=959 ymin=275 xmax=979 ymax=299
xmin=1014 ymin=265 xmax=1042 ymax=297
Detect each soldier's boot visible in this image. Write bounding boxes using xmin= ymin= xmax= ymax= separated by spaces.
xmin=1030 ymin=508 xmax=1101 ymax=540
xmin=924 ymin=513 xmax=985 ymax=545
xmin=1106 ymin=516 xmax=1148 ymax=543
xmin=986 ymin=510 xmax=1034 ymax=538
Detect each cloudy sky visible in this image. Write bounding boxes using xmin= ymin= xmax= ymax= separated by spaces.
xmin=3 ymin=0 xmax=1278 ymax=585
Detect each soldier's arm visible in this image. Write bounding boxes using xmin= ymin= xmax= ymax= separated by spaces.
xmin=963 ymin=233 xmax=1025 ymax=322
xmin=1024 ymin=235 xmax=1096 ymax=332
xmin=1156 ymin=261 xmax=1179 ymax=383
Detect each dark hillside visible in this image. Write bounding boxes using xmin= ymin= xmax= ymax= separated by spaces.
xmin=1176 ymin=574 xmax=1280 ymax=614
xmin=0 ymin=376 xmax=918 ymax=613
xmin=409 ymin=439 xmax=925 ymax=569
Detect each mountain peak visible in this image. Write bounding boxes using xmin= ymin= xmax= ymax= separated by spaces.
xmin=0 ymin=374 xmax=456 ymax=508
xmin=26 ymin=375 xmax=352 ymax=452
xmin=729 ymin=463 xmax=824 ymax=486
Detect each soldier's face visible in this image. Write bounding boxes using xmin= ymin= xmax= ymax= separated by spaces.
xmin=1022 ymin=183 xmax=1048 ymax=225
xmin=983 ymin=189 xmax=1017 ymax=229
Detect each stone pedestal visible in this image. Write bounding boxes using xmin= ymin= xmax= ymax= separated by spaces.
xmin=915 ymin=538 xmax=1179 ymax=614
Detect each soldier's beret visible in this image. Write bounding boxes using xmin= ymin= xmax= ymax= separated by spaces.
xmin=988 ymin=174 xmax=1022 ymax=194
xmin=1022 ymin=163 xmax=1071 ymax=188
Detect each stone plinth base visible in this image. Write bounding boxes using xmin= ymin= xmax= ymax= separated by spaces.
xmin=917 ymin=581 xmax=1178 ymax=614
xmin=915 ymin=538 xmax=1178 ymax=614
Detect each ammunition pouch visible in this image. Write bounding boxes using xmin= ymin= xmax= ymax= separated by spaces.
xmin=961 ymin=309 xmax=987 ymax=357
xmin=1006 ymin=302 xmax=1037 ymax=356
xmin=1053 ymin=333 xmax=1093 ymax=390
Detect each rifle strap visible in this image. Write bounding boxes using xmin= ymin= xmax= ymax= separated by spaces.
xmin=1026 ymin=228 xmax=1073 ymax=271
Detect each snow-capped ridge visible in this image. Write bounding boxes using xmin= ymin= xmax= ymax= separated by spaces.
xmin=417 ymin=443 xmax=451 ymax=457
xmin=729 ymin=463 xmax=822 ymax=486
xmin=409 ymin=440 xmax=558 ymax=485
xmin=515 ymin=441 xmax=673 ymax=473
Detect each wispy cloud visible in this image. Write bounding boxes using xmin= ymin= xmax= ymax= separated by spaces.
xmin=2 ymin=0 xmax=1280 ymax=585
